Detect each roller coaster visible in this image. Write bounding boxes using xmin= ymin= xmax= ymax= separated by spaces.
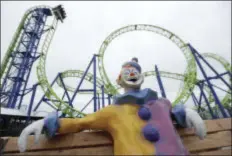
xmin=0 ymin=4 xmax=231 ymax=129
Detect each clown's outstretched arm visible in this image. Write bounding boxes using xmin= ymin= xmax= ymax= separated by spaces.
xmin=18 ymin=105 xmax=117 ymax=152
xmin=58 ymin=105 xmax=117 ymax=134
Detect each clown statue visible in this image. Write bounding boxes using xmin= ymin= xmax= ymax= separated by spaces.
xmin=18 ymin=58 xmax=206 ymax=155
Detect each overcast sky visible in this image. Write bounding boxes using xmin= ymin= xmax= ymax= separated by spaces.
xmin=1 ymin=1 xmax=231 ymax=116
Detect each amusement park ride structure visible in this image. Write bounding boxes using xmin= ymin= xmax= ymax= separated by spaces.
xmin=0 ymin=5 xmax=231 ymax=136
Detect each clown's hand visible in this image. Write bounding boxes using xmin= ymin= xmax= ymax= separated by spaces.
xmin=18 ymin=111 xmax=61 ymax=153
xmin=172 ymin=105 xmax=207 ymax=140
xmin=185 ymin=108 xmax=207 ymax=140
xmin=17 ymin=119 xmax=44 ymax=152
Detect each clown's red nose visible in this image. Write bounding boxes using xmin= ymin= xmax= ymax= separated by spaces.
xmin=130 ymin=73 xmax=135 ymax=76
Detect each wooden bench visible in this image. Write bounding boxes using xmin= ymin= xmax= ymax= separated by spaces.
xmin=1 ymin=118 xmax=231 ymax=155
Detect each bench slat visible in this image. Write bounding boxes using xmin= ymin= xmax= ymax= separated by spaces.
xmin=178 ymin=118 xmax=231 ymax=136
xmin=197 ymin=148 xmax=232 ymax=155
xmin=183 ymin=131 xmax=231 ymax=153
xmin=4 ymin=132 xmax=112 ymax=153
xmin=4 ymin=146 xmax=114 ymax=155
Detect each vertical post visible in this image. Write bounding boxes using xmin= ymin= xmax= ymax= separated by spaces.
xmin=61 ymin=91 xmax=66 ymax=100
xmin=70 ymin=56 xmax=94 ymax=103
xmin=197 ymin=92 xmax=204 ymax=114
xmin=198 ymin=91 xmax=204 ymax=105
xmin=198 ymin=83 xmax=217 ymax=119
xmin=97 ymin=94 xmax=100 ymax=111
xmin=101 ymin=85 xmax=105 ymax=108
xmin=155 ymin=65 xmax=166 ymax=98
xmin=188 ymin=44 xmax=228 ymax=118
xmin=27 ymin=84 xmax=38 ymax=121
xmin=58 ymin=73 xmax=73 ymax=107
xmin=108 ymin=94 xmax=112 ymax=105
xmin=227 ymin=107 xmax=232 ymax=117
xmin=197 ymin=83 xmax=205 ymax=111
xmin=190 ymin=89 xmax=199 ymax=107
xmin=93 ymin=55 xmax=97 ymax=112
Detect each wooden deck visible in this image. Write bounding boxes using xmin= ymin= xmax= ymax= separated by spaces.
xmin=1 ymin=118 xmax=231 ymax=155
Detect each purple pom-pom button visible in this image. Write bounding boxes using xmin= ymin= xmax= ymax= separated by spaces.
xmin=138 ymin=107 xmax=151 ymax=120
xmin=142 ymin=124 xmax=160 ymax=142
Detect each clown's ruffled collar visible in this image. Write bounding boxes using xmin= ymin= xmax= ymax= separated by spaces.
xmin=113 ymin=88 xmax=158 ymax=105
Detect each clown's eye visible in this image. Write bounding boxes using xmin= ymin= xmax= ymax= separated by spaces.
xmin=123 ymin=70 xmax=130 ymax=75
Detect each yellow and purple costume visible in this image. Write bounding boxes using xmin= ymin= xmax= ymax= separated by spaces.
xmin=44 ymin=88 xmax=189 ymax=155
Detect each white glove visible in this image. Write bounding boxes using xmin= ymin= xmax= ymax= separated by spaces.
xmin=18 ymin=119 xmax=44 ymax=152
xmin=18 ymin=111 xmax=63 ymax=152
xmin=185 ymin=108 xmax=207 ymax=140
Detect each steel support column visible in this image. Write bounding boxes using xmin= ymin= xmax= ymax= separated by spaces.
xmin=188 ymin=43 xmax=228 ymax=118
xmin=155 ymin=65 xmax=166 ymax=98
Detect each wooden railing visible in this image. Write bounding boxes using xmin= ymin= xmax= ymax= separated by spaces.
xmin=1 ymin=118 xmax=231 ymax=155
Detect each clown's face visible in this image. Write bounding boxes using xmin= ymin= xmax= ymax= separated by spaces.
xmin=117 ymin=66 xmax=144 ymax=89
